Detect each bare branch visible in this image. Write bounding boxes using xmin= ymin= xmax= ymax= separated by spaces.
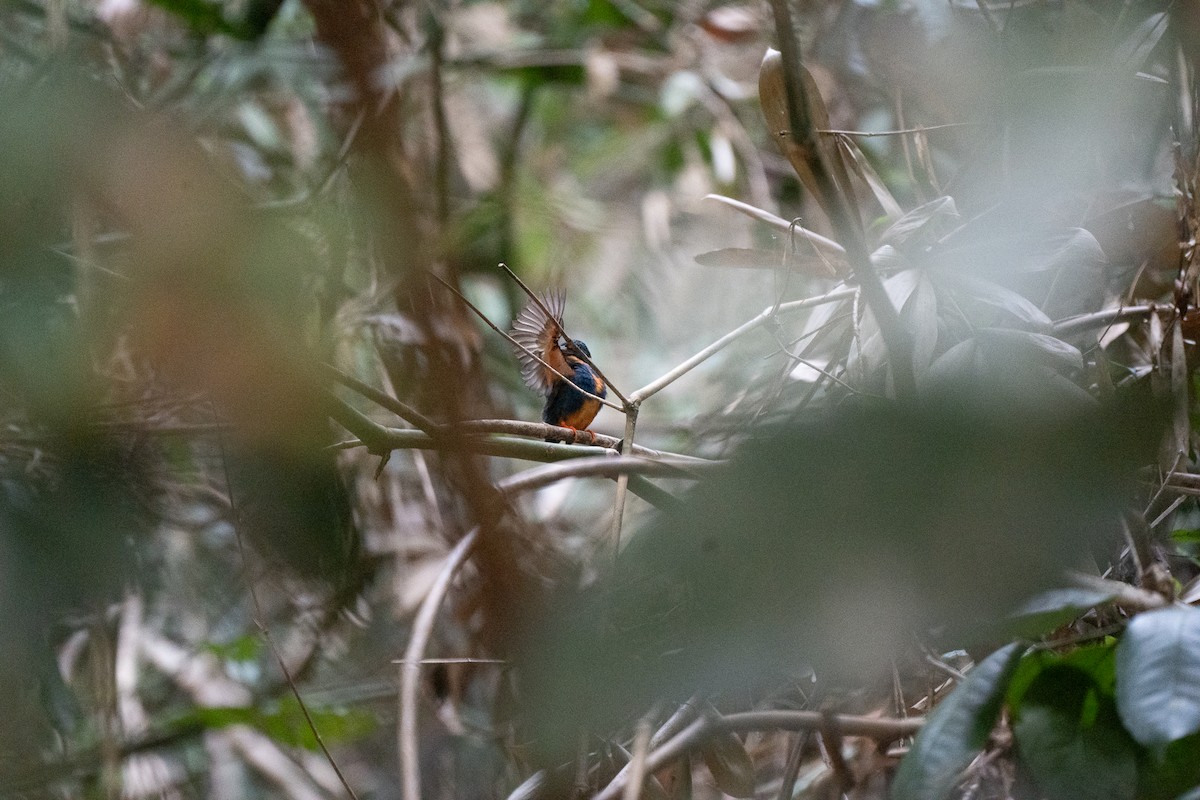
xmin=630 ymin=286 xmax=856 ymax=403
xmin=399 ymin=528 xmax=480 ymax=800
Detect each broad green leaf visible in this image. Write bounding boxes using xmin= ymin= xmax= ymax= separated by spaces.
xmin=257 ymin=697 xmax=376 ymax=750
xmin=1139 ymin=732 xmax=1200 ymax=800
xmin=1172 ymin=530 xmax=1200 ymax=545
xmin=1013 ymin=666 xmax=1138 ymax=800
xmin=892 ymin=642 xmax=1024 ymax=800
xmin=1007 ymin=642 xmax=1118 ymax=717
xmin=190 ymin=706 xmax=258 ymax=730
xmin=1116 ymin=606 xmax=1200 ymax=746
xmin=204 ymin=635 xmax=262 ymax=663
xmin=1007 ymin=587 xmax=1115 ymax=639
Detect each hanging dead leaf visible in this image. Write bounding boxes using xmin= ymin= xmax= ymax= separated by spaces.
xmin=759 ymin=48 xmax=850 ymax=222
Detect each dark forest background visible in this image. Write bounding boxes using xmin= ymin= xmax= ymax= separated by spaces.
xmin=3 ymin=1 xmax=1200 ymax=799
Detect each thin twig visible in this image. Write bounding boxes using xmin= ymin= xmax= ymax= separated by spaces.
xmin=1052 ymin=304 xmax=1157 ymax=337
xmin=817 ymin=123 xmax=975 ymax=137
xmin=621 ymin=717 xmax=653 ymax=800
xmin=325 ymin=406 xmax=717 ymax=466
xmin=322 ymin=363 xmax=439 ymax=434
xmin=704 ymin=194 xmax=846 ymax=256
xmin=609 ymin=406 xmax=639 ymax=555
xmin=499 ymin=454 xmax=706 ymax=496
xmin=774 ymin=731 xmax=811 ymax=800
xmin=717 ymin=710 xmax=923 ymax=740
xmin=592 ymin=716 xmax=714 ymax=800
xmin=399 ymin=528 xmax=480 ymax=800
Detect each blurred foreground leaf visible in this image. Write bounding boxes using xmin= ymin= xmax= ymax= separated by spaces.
xmin=892 ymin=643 xmax=1023 ymax=800
xmin=518 ymin=383 xmax=1159 ymax=763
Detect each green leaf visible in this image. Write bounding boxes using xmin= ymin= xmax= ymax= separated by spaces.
xmin=143 ymin=0 xmax=244 ymax=37
xmin=257 ymin=697 xmax=376 ymax=750
xmin=1007 ymin=642 xmax=1118 ymax=712
xmin=1007 ymin=588 xmax=1115 ymax=639
xmin=1139 ymin=732 xmax=1200 ymax=800
xmin=1012 ymin=666 xmax=1138 ymax=800
xmin=204 ymin=635 xmax=262 ymax=663
xmin=189 ymin=706 xmax=259 ymax=730
xmin=1116 ymin=606 xmax=1200 ymax=746
xmin=892 ymin=642 xmax=1024 ymax=800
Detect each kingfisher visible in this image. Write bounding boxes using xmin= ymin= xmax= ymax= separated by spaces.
xmin=510 ymin=290 xmax=606 ymax=441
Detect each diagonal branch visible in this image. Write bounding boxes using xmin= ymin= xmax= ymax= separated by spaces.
xmin=630 ymin=286 xmax=856 ymax=403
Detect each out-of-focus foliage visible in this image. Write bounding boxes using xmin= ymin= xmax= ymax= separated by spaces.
xmin=2 ymin=0 xmax=1200 ymax=799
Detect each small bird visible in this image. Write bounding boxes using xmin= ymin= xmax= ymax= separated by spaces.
xmin=510 ymin=290 xmax=606 ymax=440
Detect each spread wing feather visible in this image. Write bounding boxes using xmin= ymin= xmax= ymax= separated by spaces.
xmin=510 ymin=289 xmax=568 ymax=395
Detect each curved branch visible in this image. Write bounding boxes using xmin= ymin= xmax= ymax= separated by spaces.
xmin=498 ymin=455 xmax=710 ymax=496
xmin=399 ymin=528 xmax=480 ymax=800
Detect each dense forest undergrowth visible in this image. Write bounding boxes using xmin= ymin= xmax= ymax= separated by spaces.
xmin=4 ymin=1 xmax=1200 ymax=799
